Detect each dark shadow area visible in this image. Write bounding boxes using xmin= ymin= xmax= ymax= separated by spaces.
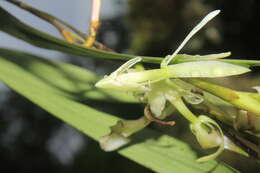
xmin=0 ymin=91 xmax=152 ymax=173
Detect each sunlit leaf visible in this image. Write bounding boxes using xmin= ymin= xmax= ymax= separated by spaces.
xmin=0 ymin=48 xmax=136 ymax=103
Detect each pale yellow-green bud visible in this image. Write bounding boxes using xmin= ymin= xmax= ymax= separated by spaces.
xmin=191 ymin=121 xmax=222 ymax=149
xmin=190 ymin=115 xmax=224 ymax=162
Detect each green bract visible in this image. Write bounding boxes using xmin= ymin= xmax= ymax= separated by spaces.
xmin=96 ymin=58 xmax=250 ymax=92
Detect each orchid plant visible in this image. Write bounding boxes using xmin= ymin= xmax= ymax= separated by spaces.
xmin=1 ymin=1 xmax=260 ymax=170
xmin=95 ymin=10 xmax=258 ymax=161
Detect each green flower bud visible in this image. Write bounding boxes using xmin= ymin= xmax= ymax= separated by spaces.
xmin=190 ymin=115 xmax=224 ymax=162
xmin=99 ymin=133 xmax=130 ymax=152
xmin=99 ymin=117 xmax=150 ymax=151
xmin=191 ymin=122 xmax=222 ymax=149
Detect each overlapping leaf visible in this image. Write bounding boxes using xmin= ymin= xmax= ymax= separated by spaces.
xmin=0 ymin=6 xmax=260 ymax=67
xmin=0 ymin=48 xmax=238 ymax=173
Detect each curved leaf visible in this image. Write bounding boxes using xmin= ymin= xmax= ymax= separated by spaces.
xmin=0 ymin=5 xmax=159 ymax=63
xmin=0 ymin=48 xmax=136 ymax=103
xmin=0 ymin=5 xmax=260 ymax=67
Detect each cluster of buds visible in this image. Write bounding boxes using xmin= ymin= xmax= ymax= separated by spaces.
xmin=95 ymin=10 xmax=258 ymax=161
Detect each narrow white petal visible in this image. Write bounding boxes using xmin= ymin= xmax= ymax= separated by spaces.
xmin=163 ymin=10 xmax=221 ymax=66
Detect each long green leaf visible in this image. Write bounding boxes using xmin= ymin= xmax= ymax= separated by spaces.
xmin=0 ymin=49 xmax=238 ymax=173
xmin=0 ymin=48 xmax=136 ymax=103
xmin=0 ymin=5 xmax=260 ymax=67
xmin=0 ymin=5 xmax=159 ymax=63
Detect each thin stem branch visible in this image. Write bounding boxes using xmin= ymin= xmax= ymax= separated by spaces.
xmin=144 ymin=106 xmax=176 ymax=126
xmin=169 ymin=96 xmax=198 ymax=123
xmin=6 ymin=0 xmax=84 ymax=37
xmin=5 ymin=0 xmax=113 ymax=51
xmin=84 ymin=0 xmax=101 ymax=47
xmin=91 ymin=0 xmax=101 ymax=22
xmin=165 ymin=80 xmax=198 ymax=123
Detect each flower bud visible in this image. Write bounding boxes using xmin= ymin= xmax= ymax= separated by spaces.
xmin=191 ymin=122 xmax=222 ymax=149
xmin=190 ymin=115 xmax=224 ymax=162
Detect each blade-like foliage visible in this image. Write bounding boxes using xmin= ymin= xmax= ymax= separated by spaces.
xmin=0 ymin=6 xmax=260 ymax=66
xmin=0 ymin=48 xmax=136 ymax=103
xmin=0 ymin=5 xmax=159 ymax=63
xmin=0 ymin=48 xmax=238 ymax=173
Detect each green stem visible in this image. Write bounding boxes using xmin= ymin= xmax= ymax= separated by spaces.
xmin=166 ymin=79 xmax=198 ymax=123
xmin=169 ymin=96 xmax=198 ymax=123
